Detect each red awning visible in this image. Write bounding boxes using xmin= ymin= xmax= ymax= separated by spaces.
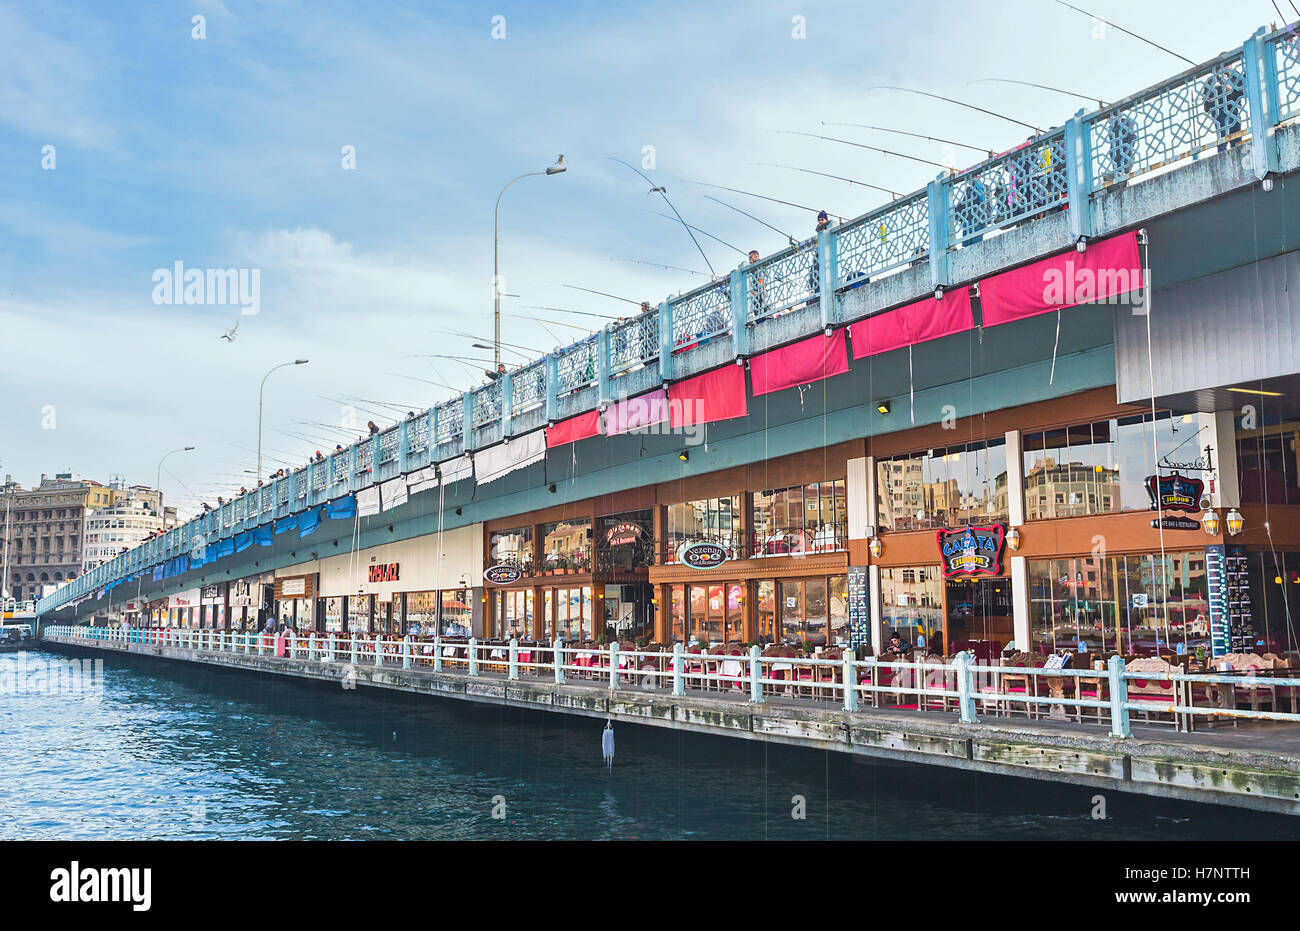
xmin=545 ymin=409 xmax=601 ymax=448
xmin=849 ymin=288 xmax=974 ymax=358
xmin=749 ymin=331 xmax=849 ymax=396
xmin=667 ymin=364 xmax=748 ymax=428
xmin=980 ymin=230 xmax=1142 ymax=327
xmin=604 ymin=387 xmax=669 ymax=436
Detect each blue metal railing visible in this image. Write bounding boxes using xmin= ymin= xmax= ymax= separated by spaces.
xmin=38 ymin=24 xmax=1299 ymax=616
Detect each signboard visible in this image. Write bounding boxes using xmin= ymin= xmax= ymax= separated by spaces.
xmin=846 ymin=566 xmax=870 ymax=650
xmin=677 ymin=541 xmax=729 ymax=570
xmin=367 ymin=563 xmax=399 ymax=583
xmin=274 ymin=574 xmax=316 ymax=600
xmin=484 ymin=564 xmax=524 ymax=585
xmin=168 ymin=588 xmax=201 ymax=609
xmin=1144 ymin=473 xmax=1204 ymax=513
xmin=1131 ymin=593 xmax=1149 ymax=608
xmin=201 ymin=583 xmax=225 ymax=605
xmin=229 ymin=579 xmax=257 ymax=607
xmin=604 ymin=522 xmax=645 ymax=547
xmin=1150 ymin=516 xmax=1201 ymax=531
xmin=936 ymin=525 xmax=1006 ymax=579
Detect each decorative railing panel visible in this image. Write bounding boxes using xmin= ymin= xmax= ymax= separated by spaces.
xmin=835 ymin=191 xmax=929 ymax=288
xmin=472 ymin=381 xmax=503 ymax=427
xmin=1087 ymin=53 xmax=1249 ymax=193
xmin=949 ymin=128 xmax=1068 ymax=246
xmin=609 ymin=309 xmax=659 ymax=374
xmin=747 ymin=240 xmax=819 ymax=324
xmin=555 ymin=336 xmax=598 ymax=395
xmin=671 ymin=279 xmax=731 ymax=347
xmin=1273 ymin=31 xmax=1300 ymax=122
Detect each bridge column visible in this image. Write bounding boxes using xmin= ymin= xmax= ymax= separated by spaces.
xmin=657 ymin=299 xmax=674 ymax=383
xmin=1243 ymin=27 xmax=1281 ymax=181
xmin=1065 ymin=109 xmax=1094 ymax=241
xmin=500 ymin=368 xmax=514 ymax=437
xmin=925 ymin=175 xmax=952 ymax=293
xmin=817 ymin=227 xmax=837 ymax=332
xmin=461 ymin=390 xmax=474 ymax=452
xmin=596 ymin=329 xmax=612 ymax=408
xmin=544 ymin=354 xmax=559 ymax=424
xmin=728 ymin=268 xmax=749 ymax=359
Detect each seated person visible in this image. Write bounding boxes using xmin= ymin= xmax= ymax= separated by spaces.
xmin=884 ymin=631 xmax=911 ymax=657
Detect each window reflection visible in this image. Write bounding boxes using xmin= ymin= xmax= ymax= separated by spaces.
xmin=876 ymin=440 xmax=1008 ymax=531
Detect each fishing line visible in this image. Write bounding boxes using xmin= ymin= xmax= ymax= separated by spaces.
xmin=607 ymin=156 xmax=716 ymax=277
xmin=865 ymin=86 xmax=1042 ymax=133
xmin=821 ymin=122 xmax=993 ymax=156
xmin=1048 ymin=308 xmax=1061 ymax=385
xmin=704 ymin=195 xmax=799 ymax=246
xmin=775 ymin=130 xmax=957 ymax=172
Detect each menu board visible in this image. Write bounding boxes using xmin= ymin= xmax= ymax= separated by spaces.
xmin=1224 ymin=546 xmax=1254 ymax=653
xmin=1204 ymin=545 xmax=1230 ymax=658
xmin=847 ymin=566 xmax=870 ymax=649
xmin=1205 ymin=545 xmax=1254 ymax=657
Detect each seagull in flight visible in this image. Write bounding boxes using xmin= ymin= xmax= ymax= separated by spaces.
xmin=219 ymin=321 xmax=239 ymax=342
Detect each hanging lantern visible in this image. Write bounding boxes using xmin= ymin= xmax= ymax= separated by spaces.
xmin=1226 ymin=508 xmax=1245 ymax=536
xmin=1006 ymin=527 xmax=1022 ymax=551
xmin=1201 ymin=509 xmax=1220 ymax=536
xmin=868 ymin=536 xmax=883 ymax=559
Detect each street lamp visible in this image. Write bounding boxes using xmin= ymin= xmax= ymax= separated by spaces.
xmin=258 ymin=359 xmax=309 ymax=482
xmin=1226 ymin=508 xmax=1245 ymax=537
xmin=156 ymin=446 xmax=195 ymax=517
xmin=493 ymin=156 xmax=566 ymax=375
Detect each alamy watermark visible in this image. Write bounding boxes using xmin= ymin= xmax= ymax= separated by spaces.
xmin=151 ymin=261 xmax=261 ymax=315
xmin=1041 ymin=261 xmax=1149 ymax=313
xmin=0 ymin=654 xmax=104 ymax=701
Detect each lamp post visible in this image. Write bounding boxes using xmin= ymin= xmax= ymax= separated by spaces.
xmin=493 ymin=156 xmax=566 ymax=375
xmin=156 ymin=446 xmax=195 ymax=521
xmin=258 ymin=359 xmax=309 ymax=482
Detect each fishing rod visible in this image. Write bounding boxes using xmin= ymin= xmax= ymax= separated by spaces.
xmin=607 ymin=156 xmax=716 ymax=276
xmin=679 ymin=178 xmax=839 ymax=220
xmin=820 ymin=122 xmax=994 ymax=157
xmin=520 ymin=304 xmax=621 ymax=320
xmin=1053 ymin=1 xmax=1195 ymax=65
xmin=751 ymin=162 xmax=903 ymax=199
xmin=776 ymin=129 xmax=958 ymax=171
xmin=385 ymin=371 xmax=461 ymax=394
xmin=704 ymin=194 xmax=800 ymax=247
xmin=559 ymin=283 xmax=644 ymax=306
xmin=968 ymin=78 xmax=1107 ymax=109
xmin=504 ymin=313 xmax=592 ymax=333
xmin=430 ymin=328 xmax=544 ymax=355
xmin=865 ymin=86 xmax=1042 ymax=133
xmin=641 ymin=209 xmax=747 ymax=256
xmin=606 ymin=256 xmax=710 ymax=278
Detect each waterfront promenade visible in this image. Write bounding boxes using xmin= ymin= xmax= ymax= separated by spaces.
xmin=42 ymin=627 xmax=1300 ymax=816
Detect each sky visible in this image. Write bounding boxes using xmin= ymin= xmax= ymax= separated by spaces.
xmin=0 ymin=0 xmax=1282 ymax=517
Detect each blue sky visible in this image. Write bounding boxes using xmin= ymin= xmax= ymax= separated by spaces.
xmin=0 ymin=0 xmax=1279 ymax=514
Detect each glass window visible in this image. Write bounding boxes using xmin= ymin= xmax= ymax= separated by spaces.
xmin=1028 ymin=552 xmax=1210 ymax=657
xmin=666 ymin=496 xmax=742 ymax=561
xmin=752 ymin=480 xmax=846 ymax=555
xmin=879 ymin=566 xmax=943 ymax=647
xmin=541 ymin=519 xmax=592 ymax=572
xmin=323 ymin=596 xmax=344 ymax=633
xmin=489 ymin=527 xmax=534 ymax=573
xmin=876 ymin=441 xmax=1008 ymax=531
xmin=405 ymin=591 xmax=437 ymax=633
xmin=596 ymin=509 xmax=655 ymax=569
xmin=1237 ymin=416 xmax=1300 ymax=506
xmin=347 ymin=595 xmax=372 ymax=633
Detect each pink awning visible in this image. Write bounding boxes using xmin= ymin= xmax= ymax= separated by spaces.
xmin=545 ymin=409 xmax=601 ymax=448
xmin=980 ymin=231 xmax=1142 ymax=327
xmin=849 ymin=288 xmax=974 ymax=359
xmin=604 ymin=387 xmax=669 ymax=436
xmin=749 ymin=331 xmax=849 ymax=396
xmin=667 ymin=365 xmax=748 ymax=428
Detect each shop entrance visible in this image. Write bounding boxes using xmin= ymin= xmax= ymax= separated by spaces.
xmin=944 ymin=576 xmax=1013 ymax=654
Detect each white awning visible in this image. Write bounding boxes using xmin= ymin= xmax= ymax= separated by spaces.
xmin=405 ymin=465 xmax=439 ymax=496
xmin=356 ymin=486 xmax=381 ymax=517
xmin=381 ymin=477 xmax=408 ymax=511
xmin=473 ymin=430 xmax=546 ymax=485
xmin=439 ymin=455 xmax=474 ymax=485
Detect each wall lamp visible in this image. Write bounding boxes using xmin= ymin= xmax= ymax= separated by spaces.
xmin=679 ymin=450 xmax=690 ymax=462
xmin=1201 ymin=509 xmax=1221 ymax=536
xmin=1226 ymin=508 xmax=1245 ymax=537
xmin=876 ymin=401 xmax=891 ymax=415
xmin=868 ymin=536 xmax=882 ymax=559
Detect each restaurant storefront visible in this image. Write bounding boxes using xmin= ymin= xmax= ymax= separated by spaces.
xmin=484 ymin=503 xmax=655 ymax=643
xmin=228 ymin=575 xmax=272 ymax=631
xmin=200 ymin=583 xmax=227 ymax=629
xmin=273 ymin=573 xmax=317 ymax=630
xmin=168 ymin=588 xmax=201 ymax=627
xmin=288 ymin=524 xmax=484 ymax=637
